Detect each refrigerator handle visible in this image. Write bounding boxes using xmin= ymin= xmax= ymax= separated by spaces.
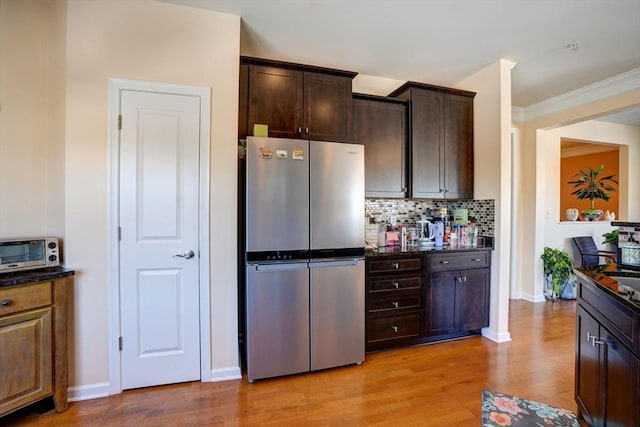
xmin=309 ymin=259 xmax=363 ymax=268
xmin=252 ymin=262 xmax=308 ymax=271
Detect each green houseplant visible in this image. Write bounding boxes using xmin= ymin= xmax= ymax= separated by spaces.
xmin=568 ymin=164 xmax=618 ymax=221
xmin=541 ymin=247 xmax=574 ymax=300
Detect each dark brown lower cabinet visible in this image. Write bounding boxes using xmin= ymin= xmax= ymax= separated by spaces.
xmin=426 ymin=260 xmax=490 ymax=336
xmin=575 ymin=275 xmax=640 ymax=427
xmin=365 ymin=250 xmax=491 ymax=352
xmin=365 ymin=254 xmax=424 ymax=352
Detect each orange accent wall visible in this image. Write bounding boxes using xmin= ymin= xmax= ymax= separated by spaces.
xmin=560 ymin=151 xmax=619 ymax=220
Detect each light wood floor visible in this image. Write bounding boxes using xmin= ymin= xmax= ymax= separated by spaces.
xmin=3 ymin=299 xmax=578 ymax=426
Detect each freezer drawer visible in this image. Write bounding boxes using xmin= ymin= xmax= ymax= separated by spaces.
xmin=246 ymin=262 xmax=310 ymax=382
xmin=310 ymin=259 xmax=365 ymax=371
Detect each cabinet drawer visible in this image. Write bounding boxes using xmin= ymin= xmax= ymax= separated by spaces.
xmin=369 ymin=275 xmax=423 ymax=293
xmin=0 ymin=282 xmax=52 ymax=317
xmin=367 ymin=313 xmax=422 ymax=343
xmin=368 ymin=257 xmax=422 ymax=274
xmin=368 ymin=295 xmax=422 ymax=313
xmin=428 ymin=251 xmax=489 ymax=271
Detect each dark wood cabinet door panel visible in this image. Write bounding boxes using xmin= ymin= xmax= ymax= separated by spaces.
xmin=443 ymin=94 xmax=474 ymax=199
xmin=354 ymin=96 xmax=408 ymax=197
xmin=411 ymin=89 xmax=443 ymax=198
xmin=456 ymin=268 xmax=489 ymax=330
xmin=369 ymin=275 xmax=422 ymax=294
xmin=367 ymin=313 xmax=423 ymax=343
xmin=304 ymin=72 xmax=352 ymax=143
xmin=248 ymin=65 xmax=303 ymax=139
xmin=426 ymin=270 xmax=457 ymax=336
xmin=575 ymin=306 xmax=602 ymax=427
xmin=368 ymin=294 xmax=422 ymax=313
xmin=603 ymin=328 xmax=640 ymax=427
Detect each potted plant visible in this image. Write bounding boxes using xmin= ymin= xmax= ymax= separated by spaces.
xmin=541 ymin=247 xmax=575 ymax=300
xmin=568 ymin=164 xmax=618 ymax=221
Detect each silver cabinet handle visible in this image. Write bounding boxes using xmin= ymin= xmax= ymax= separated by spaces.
xmin=1 ymin=299 xmax=11 ymax=307
xmin=440 ymin=260 xmax=449 ymax=264
xmin=305 ymin=127 xmax=309 ymax=134
xmin=298 ymin=127 xmax=302 ymax=133
xmin=392 ymin=262 xmax=399 ymax=269
xmin=472 ymin=258 xmax=482 ymax=262
xmin=392 ymin=326 xmax=398 ymax=333
xmin=393 ymin=281 xmax=399 ymax=289
xmin=174 ymin=250 xmax=195 ymax=259
xmin=392 ymin=301 xmax=399 ymax=308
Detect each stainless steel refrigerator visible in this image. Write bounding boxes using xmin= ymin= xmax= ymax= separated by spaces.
xmin=245 ymin=136 xmax=365 ymax=382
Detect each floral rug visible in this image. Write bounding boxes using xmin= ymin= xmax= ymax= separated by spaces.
xmin=482 ymin=389 xmax=580 ymax=426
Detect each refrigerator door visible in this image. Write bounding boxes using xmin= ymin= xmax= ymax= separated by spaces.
xmin=246 ymin=262 xmax=310 ymax=381
xmin=310 ymin=258 xmax=365 ymax=371
xmin=310 ymin=141 xmax=365 ymax=251
xmin=246 ymin=137 xmax=310 ymax=253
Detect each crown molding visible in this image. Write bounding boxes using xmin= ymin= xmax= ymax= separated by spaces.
xmin=511 ymin=67 xmax=640 ymax=123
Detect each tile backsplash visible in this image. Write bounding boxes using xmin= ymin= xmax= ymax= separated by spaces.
xmin=365 ymin=199 xmax=495 ymax=245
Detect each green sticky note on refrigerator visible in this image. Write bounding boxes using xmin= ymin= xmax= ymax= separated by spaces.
xmin=253 ymin=124 xmax=268 ymax=137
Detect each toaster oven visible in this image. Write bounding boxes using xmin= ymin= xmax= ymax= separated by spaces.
xmin=0 ymin=237 xmax=60 ymax=273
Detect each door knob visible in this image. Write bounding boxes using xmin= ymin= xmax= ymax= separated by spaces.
xmin=174 ymin=250 xmax=195 ymax=259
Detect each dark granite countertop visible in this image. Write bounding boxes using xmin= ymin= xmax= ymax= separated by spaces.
xmin=365 ymin=243 xmax=493 ymax=257
xmin=0 ymin=266 xmax=75 ymax=287
xmin=574 ymin=264 xmax=640 ymax=313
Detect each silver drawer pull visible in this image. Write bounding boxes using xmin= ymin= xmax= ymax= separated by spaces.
xmin=392 ymin=325 xmax=398 ymax=333
xmin=472 ymin=258 xmax=482 ymax=262
xmin=392 ymin=301 xmax=399 ymax=308
xmin=1 ymin=299 xmax=11 ymax=307
xmin=440 ymin=260 xmax=449 ymax=264
xmin=392 ymin=262 xmax=399 ymax=269
xmin=392 ymin=281 xmax=399 ymax=289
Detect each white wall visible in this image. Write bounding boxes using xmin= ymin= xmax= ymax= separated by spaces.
xmin=62 ymin=0 xmax=240 ymax=396
xmin=529 ymin=120 xmax=640 ymax=299
xmin=0 ymin=0 xmax=51 ymax=236
xmin=459 ymin=60 xmax=514 ymax=342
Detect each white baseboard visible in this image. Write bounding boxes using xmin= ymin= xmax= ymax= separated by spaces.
xmin=209 ymin=366 xmax=242 ymax=382
xmin=482 ymin=327 xmax=512 ymax=343
xmin=68 ymin=382 xmax=110 ymax=402
xmin=520 ymin=292 xmax=546 ymax=303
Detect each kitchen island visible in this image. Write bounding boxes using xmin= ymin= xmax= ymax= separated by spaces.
xmin=365 ymin=244 xmax=493 ymax=352
xmin=573 ymin=264 xmax=640 ymax=427
xmin=0 ymin=267 xmax=74 ymax=417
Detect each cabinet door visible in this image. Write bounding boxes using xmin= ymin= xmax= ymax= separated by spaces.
xmin=426 ymin=270 xmax=457 ymax=336
xmin=354 ymin=97 xmax=408 ymax=198
xmin=410 ymin=89 xmax=444 ymax=198
xmin=576 ymin=306 xmax=603 ymax=427
xmin=456 ymin=268 xmax=489 ymax=330
xmin=304 ymin=72 xmax=353 ymax=143
xmin=247 ymin=65 xmax=303 ymax=139
xmin=602 ymin=327 xmax=640 ymax=427
xmin=0 ymin=308 xmax=53 ymax=416
xmin=443 ymin=94 xmax=474 ymax=199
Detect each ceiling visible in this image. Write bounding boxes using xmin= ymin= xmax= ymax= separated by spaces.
xmin=164 ymin=0 xmax=640 ymax=123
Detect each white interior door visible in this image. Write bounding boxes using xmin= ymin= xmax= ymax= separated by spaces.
xmin=119 ymin=89 xmax=201 ymax=390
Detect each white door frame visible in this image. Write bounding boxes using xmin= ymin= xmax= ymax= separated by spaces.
xmin=107 ymin=78 xmax=211 ymax=394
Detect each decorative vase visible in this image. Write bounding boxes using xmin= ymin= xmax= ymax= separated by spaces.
xmin=565 ymin=208 xmax=579 ymax=221
xmin=543 ymin=274 xmax=560 ymax=301
xmin=581 ymin=209 xmax=603 ymax=221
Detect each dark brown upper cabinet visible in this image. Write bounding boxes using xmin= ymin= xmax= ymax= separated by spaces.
xmin=353 ymin=94 xmax=408 ymax=198
xmin=389 ymin=82 xmax=475 ymax=199
xmin=239 ymin=56 xmax=357 ymax=143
